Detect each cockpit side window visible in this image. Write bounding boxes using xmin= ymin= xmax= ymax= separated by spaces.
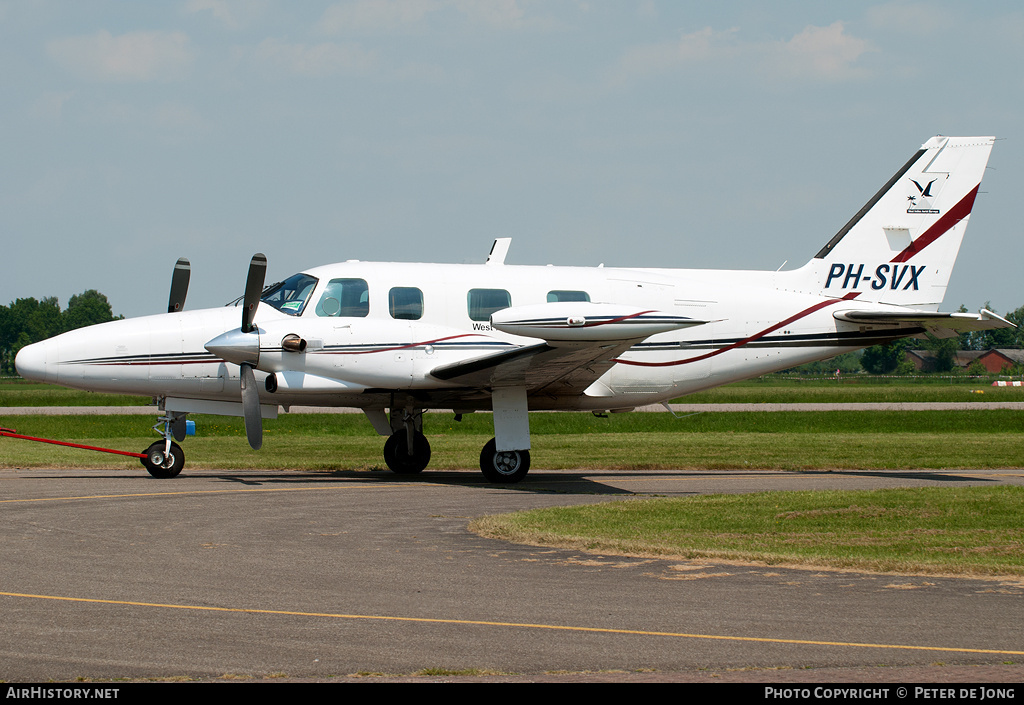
xmin=316 ymin=278 xmax=369 ymax=317
xmin=260 ymin=273 xmax=318 ymax=316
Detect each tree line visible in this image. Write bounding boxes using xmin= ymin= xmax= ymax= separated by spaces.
xmin=0 ymin=290 xmax=121 ymax=375
xmin=794 ymin=303 xmax=1024 ymax=376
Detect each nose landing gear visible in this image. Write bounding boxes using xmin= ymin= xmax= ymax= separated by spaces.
xmin=141 ymin=440 xmax=185 ymax=478
xmin=141 ymin=411 xmax=188 ymax=478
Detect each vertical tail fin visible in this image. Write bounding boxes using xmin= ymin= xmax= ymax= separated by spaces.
xmin=800 ymin=136 xmax=995 ymax=310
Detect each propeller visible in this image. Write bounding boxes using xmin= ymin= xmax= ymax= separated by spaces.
xmin=242 ymin=253 xmax=267 ymax=333
xmin=204 ymin=253 xmax=267 ymax=450
xmin=239 ymin=362 xmax=263 ymax=450
xmin=167 ymin=258 xmax=190 ymax=313
xmin=239 ymin=253 xmax=266 ymax=450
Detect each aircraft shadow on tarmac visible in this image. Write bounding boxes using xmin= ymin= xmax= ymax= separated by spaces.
xmin=14 ymin=466 xmax=1000 ymax=496
xmin=204 ymin=469 xmax=645 ymax=495
xmin=798 ymin=469 xmax=1000 ymax=483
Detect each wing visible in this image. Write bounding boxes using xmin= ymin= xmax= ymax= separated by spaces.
xmin=834 ymin=308 xmax=1014 ymax=339
xmin=429 ymin=339 xmax=639 ymax=397
xmin=429 ymin=301 xmax=707 ymax=398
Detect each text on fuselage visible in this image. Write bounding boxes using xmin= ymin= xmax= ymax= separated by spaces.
xmin=825 ymin=263 xmax=925 ymax=290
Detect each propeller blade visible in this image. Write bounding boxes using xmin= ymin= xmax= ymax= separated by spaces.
xmin=240 ymin=363 xmax=263 ymax=450
xmin=242 ymin=253 xmax=267 ymax=333
xmin=167 ymin=258 xmax=191 ymax=313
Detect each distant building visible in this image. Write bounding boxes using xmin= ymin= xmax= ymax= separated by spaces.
xmin=907 ymin=349 xmax=1024 ymax=373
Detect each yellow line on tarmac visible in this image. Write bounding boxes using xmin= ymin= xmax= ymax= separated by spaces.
xmin=2 ymin=590 xmax=1022 ymax=657
xmin=0 ymin=483 xmax=404 ymax=504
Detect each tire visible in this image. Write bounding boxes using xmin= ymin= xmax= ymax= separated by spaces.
xmin=479 ymin=438 xmax=530 ymax=483
xmin=383 ymin=431 xmax=431 ymax=474
xmin=141 ymin=441 xmax=185 ymax=478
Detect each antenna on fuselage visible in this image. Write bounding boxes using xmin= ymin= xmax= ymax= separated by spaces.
xmin=485 ymin=238 xmax=512 ymax=265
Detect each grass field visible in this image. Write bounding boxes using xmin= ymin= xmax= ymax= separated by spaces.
xmin=470 ymin=487 xmax=1024 ymax=576
xmin=4 ymin=375 xmax=1024 ymax=406
xmin=1 ymin=408 xmax=1023 ymax=471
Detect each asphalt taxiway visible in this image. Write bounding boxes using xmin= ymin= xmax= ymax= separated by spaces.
xmin=2 ymin=466 xmax=1023 ymax=682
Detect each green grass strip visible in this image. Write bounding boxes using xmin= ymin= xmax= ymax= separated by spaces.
xmin=470 ymin=487 xmax=1024 ymax=576
xmin=1 ymin=411 xmax=1023 ymax=470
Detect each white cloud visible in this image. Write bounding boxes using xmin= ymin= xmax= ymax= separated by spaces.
xmin=30 ymin=90 xmax=76 ymax=122
xmin=80 ymin=100 xmax=209 ymax=138
xmin=772 ymin=22 xmax=874 ymax=80
xmin=247 ymin=38 xmax=375 ymax=76
xmin=865 ymin=2 xmax=955 ymax=36
xmin=609 ymin=22 xmax=873 ymax=86
xmin=46 ymin=30 xmax=196 ymax=82
xmin=183 ymin=0 xmax=270 ymax=30
xmin=318 ymin=0 xmax=438 ymax=33
xmin=318 ymin=0 xmax=531 ymax=33
xmin=608 ymin=27 xmax=738 ymax=85
xmin=452 ymin=0 xmax=525 ymax=29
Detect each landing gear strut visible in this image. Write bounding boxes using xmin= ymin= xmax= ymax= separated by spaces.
xmin=479 ymin=438 xmax=530 ymax=484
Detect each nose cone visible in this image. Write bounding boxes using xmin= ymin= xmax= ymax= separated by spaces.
xmin=15 ymin=341 xmax=53 ymax=383
xmin=205 ymin=328 xmax=260 ymax=367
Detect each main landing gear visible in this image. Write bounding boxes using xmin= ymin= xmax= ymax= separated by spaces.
xmin=479 ymin=438 xmax=530 ymax=484
xmin=380 ymin=404 xmax=532 ymax=483
xmin=383 ymin=430 xmax=431 ymax=474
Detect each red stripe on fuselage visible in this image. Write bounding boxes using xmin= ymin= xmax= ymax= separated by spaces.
xmin=323 ymin=333 xmax=488 ymax=355
xmin=613 ymin=293 xmax=860 ymax=367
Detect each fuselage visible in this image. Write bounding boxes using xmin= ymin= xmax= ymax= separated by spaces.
xmin=15 ymin=259 xmax=895 ymax=412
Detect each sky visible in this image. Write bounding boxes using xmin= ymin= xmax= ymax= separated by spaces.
xmin=2 ymin=0 xmax=1022 ymax=319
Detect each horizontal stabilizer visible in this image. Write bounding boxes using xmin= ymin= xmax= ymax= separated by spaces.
xmin=834 ymin=308 xmax=1014 ymax=339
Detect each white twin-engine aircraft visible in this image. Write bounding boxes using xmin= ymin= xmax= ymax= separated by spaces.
xmin=15 ymin=136 xmax=1013 ymax=482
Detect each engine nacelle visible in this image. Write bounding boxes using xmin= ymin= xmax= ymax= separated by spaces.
xmin=491 ymin=302 xmax=705 ymax=341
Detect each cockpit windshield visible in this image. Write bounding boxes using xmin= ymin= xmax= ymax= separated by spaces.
xmin=259 ymin=273 xmax=318 ymax=316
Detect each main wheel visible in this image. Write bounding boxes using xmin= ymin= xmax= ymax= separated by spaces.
xmin=383 ymin=431 xmax=431 ymax=474
xmin=479 ymin=438 xmax=530 ymax=484
xmin=141 ymin=441 xmax=185 ymax=478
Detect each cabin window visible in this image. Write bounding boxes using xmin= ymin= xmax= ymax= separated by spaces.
xmin=467 ymin=289 xmax=511 ymax=322
xmin=315 ymin=278 xmax=369 ymax=317
xmin=260 ymin=273 xmax=318 ymax=316
xmin=547 ymin=290 xmax=590 ymax=303
xmin=389 ymin=287 xmax=423 ymax=320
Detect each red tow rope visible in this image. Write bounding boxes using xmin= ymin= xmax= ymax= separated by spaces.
xmin=0 ymin=427 xmax=147 ymax=459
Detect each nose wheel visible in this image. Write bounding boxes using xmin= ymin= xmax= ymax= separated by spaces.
xmin=141 ymin=440 xmax=185 ymax=478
